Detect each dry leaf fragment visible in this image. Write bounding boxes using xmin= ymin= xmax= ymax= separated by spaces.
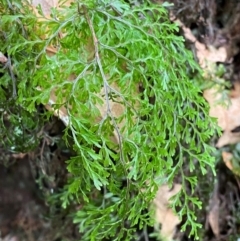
xmin=208 ymin=181 xmax=220 ymax=238
xmin=153 ymin=184 xmax=181 ymax=241
xmin=222 ymin=151 xmax=234 ymax=171
xmin=208 ymin=202 xmax=220 ymax=238
xmin=11 ymin=152 xmax=27 ymax=159
xmin=230 ymin=81 xmax=240 ymax=98
xmin=31 ymin=0 xmax=58 ymax=15
xmin=204 ymin=88 xmax=240 ymax=147
xmin=222 ymin=151 xmax=240 ymax=177
xmin=30 ymin=0 xmax=73 ymax=17
xmin=2 ymin=235 xmax=19 ymax=241
xmin=0 ymin=52 xmax=8 ymax=63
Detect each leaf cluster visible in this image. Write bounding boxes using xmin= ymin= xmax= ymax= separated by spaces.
xmin=0 ymin=0 xmax=217 ymax=240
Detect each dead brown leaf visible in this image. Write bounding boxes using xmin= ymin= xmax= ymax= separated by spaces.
xmin=170 ymin=16 xmax=227 ymax=73
xmin=204 ymin=87 xmax=240 ymax=147
xmin=153 ymin=184 xmax=181 ymax=241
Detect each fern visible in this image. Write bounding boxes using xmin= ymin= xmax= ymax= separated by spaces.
xmin=0 ymin=0 xmax=217 ymax=240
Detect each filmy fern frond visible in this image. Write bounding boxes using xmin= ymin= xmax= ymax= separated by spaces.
xmin=0 ymin=0 xmax=217 ymax=240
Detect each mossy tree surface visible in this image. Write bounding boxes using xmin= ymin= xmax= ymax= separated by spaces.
xmin=0 ymin=0 xmax=217 ymax=240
